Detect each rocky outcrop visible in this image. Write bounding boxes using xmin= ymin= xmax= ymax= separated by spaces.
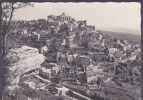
xmin=5 ymin=46 xmax=45 ymax=90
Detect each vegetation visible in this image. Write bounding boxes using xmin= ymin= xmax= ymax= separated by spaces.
xmin=2 ymin=2 xmax=34 ymax=59
xmin=59 ymin=23 xmax=69 ymax=33
xmin=114 ymin=59 xmax=141 ymax=85
xmin=3 ymin=87 xmax=58 ymax=100
xmin=51 ymin=75 xmax=62 ymax=84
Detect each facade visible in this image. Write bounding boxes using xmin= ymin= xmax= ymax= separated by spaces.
xmin=108 ymin=48 xmax=118 ymax=54
xmin=67 ymin=23 xmax=77 ymax=31
xmin=54 ymin=26 xmax=60 ymax=33
xmin=55 ymin=87 xmax=69 ymax=96
xmin=86 ymin=70 xmax=104 ymax=83
xmin=117 ymin=39 xmax=121 ymax=44
xmin=77 ymin=55 xmax=91 ymax=66
xmin=51 ymin=67 xmax=60 ymax=77
xmin=98 ymin=33 xmax=103 ymax=41
xmin=40 ymin=45 xmax=48 ymax=54
xmin=56 ymin=51 xmax=67 ymax=62
xmin=123 ymin=40 xmax=128 ymax=45
xmin=39 ymin=67 xmax=52 ymax=79
xmin=125 ymin=45 xmax=132 ymax=51
xmin=87 ymin=64 xmax=103 ymax=73
xmin=22 ymin=29 xmax=28 ymax=35
xmin=67 ymin=55 xmax=74 ymax=63
xmin=65 ymin=36 xmax=79 ymax=49
xmin=57 ymin=13 xmax=72 ymax=23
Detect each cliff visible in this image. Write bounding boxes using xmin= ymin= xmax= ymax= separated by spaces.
xmin=5 ymin=46 xmax=45 ymax=90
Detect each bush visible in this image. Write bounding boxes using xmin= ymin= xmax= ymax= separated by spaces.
xmin=57 ymin=96 xmax=65 ymax=100
xmin=15 ymin=88 xmax=28 ymax=100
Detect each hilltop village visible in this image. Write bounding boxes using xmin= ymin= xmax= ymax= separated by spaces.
xmin=7 ymin=13 xmax=141 ymax=100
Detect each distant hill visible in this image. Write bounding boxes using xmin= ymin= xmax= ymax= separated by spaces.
xmin=99 ymin=30 xmax=141 ymax=45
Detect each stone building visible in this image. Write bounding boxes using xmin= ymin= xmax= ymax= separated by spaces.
xmin=108 ymin=48 xmax=118 ymax=54
xmin=47 ymin=13 xmax=72 ymax=24
xmin=40 ymin=45 xmax=48 ymax=54
xmin=57 ymin=12 xmax=72 ymax=23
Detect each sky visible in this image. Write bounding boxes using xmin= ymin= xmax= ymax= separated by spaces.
xmin=13 ymin=2 xmax=141 ymax=35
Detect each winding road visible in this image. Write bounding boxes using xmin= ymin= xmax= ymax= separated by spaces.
xmin=32 ymin=74 xmax=92 ymax=100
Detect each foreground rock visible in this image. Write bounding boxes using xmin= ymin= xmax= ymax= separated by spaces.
xmin=5 ymin=46 xmax=45 ymax=90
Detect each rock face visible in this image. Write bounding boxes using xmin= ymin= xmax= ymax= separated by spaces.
xmin=5 ymin=46 xmax=45 ymax=90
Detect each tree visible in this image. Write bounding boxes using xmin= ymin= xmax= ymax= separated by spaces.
xmin=1 ymin=2 xmax=34 ymax=92
xmin=96 ymin=77 xmax=103 ymax=89
xmin=2 ymin=2 xmax=34 ymax=59
xmin=51 ymin=75 xmax=62 ymax=84
xmin=59 ymin=23 xmax=69 ymax=32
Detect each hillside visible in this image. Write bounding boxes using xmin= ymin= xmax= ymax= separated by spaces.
xmin=99 ymin=30 xmax=141 ymax=45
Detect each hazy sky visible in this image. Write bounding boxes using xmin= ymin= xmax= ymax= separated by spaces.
xmin=13 ymin=2 xmax=141 ymax=35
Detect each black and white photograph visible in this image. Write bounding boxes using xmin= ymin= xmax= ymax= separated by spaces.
xmin=2 ymin=2 xmax=141 ymax=100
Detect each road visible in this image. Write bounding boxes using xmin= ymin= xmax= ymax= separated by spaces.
xmin=32 ymin=74 xmax=92 ymax=100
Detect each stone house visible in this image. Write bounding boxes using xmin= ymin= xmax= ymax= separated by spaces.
xmin=39 ymin=67 xmax=52 ymax=79
xmin=86 ymin=70 xmax=104 ymax=83
xmin=39 ymin=62 xmax=60 ymax=79
xmin=40 ymin=45 xmax=48 ymax=54
xmin=76 ymin=55 xmax=91 ymax=71
xmin=67 ymin=23 xmax=77 ymax=31
xmin=108 ymin=48 xmax=119 ymax=54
